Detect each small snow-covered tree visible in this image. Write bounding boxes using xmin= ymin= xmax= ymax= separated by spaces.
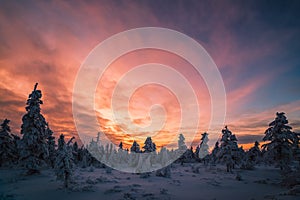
xmin=19 ymin=83 xmax=50 ymax=174
xmin=178 ymin=133 xmax=187 ymax=152
xmin=262 ymin=112 xmax=297 ymax=170
xmin=198 ymin=132 xmax=209 ymax=159
xmin=55 ymin=134 xmax=74 ymax=188
xmin=0 ymin=119 xmax=16 ymax=167
xmin=143 ymin=137 xmax=156 ymax=153
xmin=130 ymin=140 xmax=141 ymax=153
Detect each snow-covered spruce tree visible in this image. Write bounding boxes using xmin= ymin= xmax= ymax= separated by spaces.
xmin=130 ymin=140 xmax=141 ymax=153
xmin=199 ymin=132 xmax=209 ymax=160
xmin=0 ymin=119 xmax=16 ymax=167
xmin=262 ymin=112 xmax=297 ymax=170
xmin=19 ymin=83 xmax=51 ymax=174
xmin=143 ymin=137 xmax=156 ymax=153
xmin=55 ymin=134 xmax=74 ymax=188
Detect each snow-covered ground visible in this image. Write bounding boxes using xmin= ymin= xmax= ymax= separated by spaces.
xmin=1 ymin=164 xmax=299 ymax=200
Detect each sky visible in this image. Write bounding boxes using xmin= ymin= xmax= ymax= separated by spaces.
xmin=0 ymin=0 xmax=300 ymax=150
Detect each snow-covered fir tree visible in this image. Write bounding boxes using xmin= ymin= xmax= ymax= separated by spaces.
xmin=130 ymin=140 xmax=141 ymax=153
xmin=262 ymin=112 xmax=298 ymax=170
xmin=19 ymin=83 xmax=51 ymax=174
xmin=198 ymin=132 xmax=209 ymax=159
xmin=0 ymin=119 xmax=16 ymax=167
xmin=143 ymin=137 xmax=156 ymax=153
xmin=55 ymin=134 xmax=74 ymax=188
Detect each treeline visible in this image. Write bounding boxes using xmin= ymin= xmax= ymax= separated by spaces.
xmin=0 ymin=83 xmax=300 ymax=188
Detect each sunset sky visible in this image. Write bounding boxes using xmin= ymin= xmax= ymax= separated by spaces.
xmin=0 ymin=0 xmax=300 ymax=150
